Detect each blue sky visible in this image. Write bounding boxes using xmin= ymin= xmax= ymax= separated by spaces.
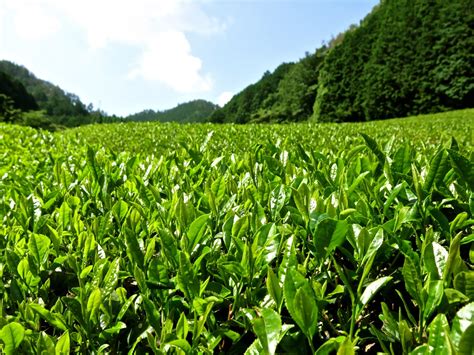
xmin=0 ymin=0 xmax=379 ymax=116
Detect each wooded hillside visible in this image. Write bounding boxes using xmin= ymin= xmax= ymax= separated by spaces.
xmin=211 ymin=0 xmax=474 ymax=123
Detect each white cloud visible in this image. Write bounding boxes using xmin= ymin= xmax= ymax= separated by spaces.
xmin=10 ymin=2 xmax=61 ymax=40
xmin=129 ymin=31 xmax=212 ymax=93
xmin=217 ymin=91 xmax=233 ymax=106
xmin=1 ymin=0 xmax=224 ymax=93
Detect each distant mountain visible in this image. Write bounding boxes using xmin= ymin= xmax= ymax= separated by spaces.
xmin=0 ymin=60 xmax=89 ymax=117
xmin=0 ymin=71 xmax=38 ymax=111
xmin=127 ymin=99 xmax=219 ymax=123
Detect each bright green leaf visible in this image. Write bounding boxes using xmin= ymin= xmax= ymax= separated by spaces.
xmin=252 ymin=308 xmax=282 ymax=355
xmin=0 ymin=322 xmax=25 ymax=355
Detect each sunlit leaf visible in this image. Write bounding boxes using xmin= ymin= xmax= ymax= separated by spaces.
xmin=0 ymin=323 xmax=25 ymax=355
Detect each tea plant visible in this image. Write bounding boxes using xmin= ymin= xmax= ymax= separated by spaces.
xmin=0 ymin=109 xmax=473 ymax=354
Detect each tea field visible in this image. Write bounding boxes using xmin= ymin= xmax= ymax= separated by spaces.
xmin=0 ymin=109 xmax=473 ymax=354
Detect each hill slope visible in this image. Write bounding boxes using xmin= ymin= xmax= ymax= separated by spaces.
xmin=209 ymin=62 xmax=295 ymax=123
xmin=127 ymin=99 xmax=218 ymax=123
xmin=0 ymin=60 xmax=89 ymax=117
xmin=313 ymin=0 xmax=474 ymax=122
xmin=211 ymin=0 xmax=474 ymax=124
xmin=0 ymin=71 xmax=38 ymax=111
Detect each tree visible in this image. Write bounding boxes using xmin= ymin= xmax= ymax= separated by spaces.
xmin=0 ymin=94 xmax=22 ymax=123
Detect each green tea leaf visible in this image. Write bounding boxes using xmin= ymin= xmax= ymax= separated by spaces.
xmin=245 ymin=339 xmax=264 ymax=355
xmin=176 ymin=312 xmax=188 ymax=340
xmin=166 ymin=339 xmax=192 ymax=353
xmin=28 ymin=233 xmax=51 ymax=267
xmin=38 ymin=332 xmax=55 ymax=354
xmin=62 ymin=297 xmax=86 ymax=328
xmin=423 ymin=280 xmax=444 ymax=322
xmin=187 ymin=214 xmax=209 ymax=253
xmin=428 ymin=314 xmax=451 ymax=355
xmin=392 ymin=144 xmax=412 ymax=177
xmin=252 ymin=308 xmax=282 ymax=355
xmin=458 ymin=323 xmax=474 ymax=355
xmin=409 ymin=345 xmax=429 ymax=354
xmin=443 ymin=232 xmax=466 ymax=285
xmin=87 ymin=288 xmax=102 ymax=321
xmin=29 ymin=304 xmax=68 ymax=331
xmin=315 ymin=337 xmax=345 ymax=355
xmin=358 ymin=276 xmax=392 ymax=318
xmin=103 ymin=322 xmax=126 ymax=334
xmin=447 ymin=149 xmax=474 ymax=190
xmin=55 ymin=331 xmax=70 ymax=355
xmin=159 ymin=228 xmax=179 ymax=267
xmin=337 ymin=336 xmax=355 ymax=355
xmin=124 ymin=227 xmax=144 ymax=270
xmin=143 ymin=298 xmax=161 ymax=333
xmin=112 ymin=200 xmax=129 ymax=222
xmin=284 ymin=269 xmax=318 ymax=338
xmin=58 ymin=202 xmax=71 ymax=231
xmin=402 ymin=256 xmax=422 ymax=304
xmin=454 ymin=271 xmax=474 ymax=300
xmin=102 ymin=258 xmax=120 ymax=298
xmin=232 ymin=215 xmax=249 ymax=240
xmin=294 ymin=287 xmax=318 ymax=338
xmin=423 ymin=149 xmax=449 ymax=191
xmin=313 ymin=218 xmax=348 ymax=259
xmin=194 ymin=301 xmax=214 ymax=340
xmin=399 ymin=319 xmax=413 ymax=354
xmin=347 ymin=171 xmax=370 ymax=196
xmin=444 ymin=288 xmax=470 ymax=306
xmin=383 ymin=182 xmax=406 ymax=216
xmin=266 ymin=268 xmax=283 ymax=310
xmin=211 ymin=176 xmax=226 ymax=206
xmin=0 ymin=322 xmax=25 ymax=355
xmin=278 ymin=235 xmax=297 ymax=284
xmin=424 ymin=242 xmax=448 ymax=279
xmin=451 ymin=302 xmax=474 ymax=348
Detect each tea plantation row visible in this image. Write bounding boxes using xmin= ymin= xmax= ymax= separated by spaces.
xmin=0 ymin=109 xmax=473 ymax=354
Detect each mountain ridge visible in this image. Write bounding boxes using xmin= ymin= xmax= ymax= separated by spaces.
xmin=126 ymin=99 xmax=219 ymax=123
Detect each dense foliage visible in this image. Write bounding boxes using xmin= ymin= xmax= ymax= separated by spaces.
xmin=0 ymin=72 xmax=38 ymax=113
xmin=209 ymin=63 xmax=294 ymax=123
xmin=1 ymin=109 xmax=473 ymax=354
xmin=313 ymin=0 xmax=474 ymax=122
xmin=213 ymin=0 xmax=474 ymax=124
xmin=127 ymin=100 xmax=219 ymax=123
xmin=269 ymin=48 xmax=327 ymax=122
